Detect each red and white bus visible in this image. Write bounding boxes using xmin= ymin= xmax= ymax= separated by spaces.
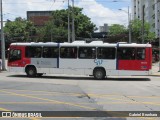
xmin=8 ymin=41 xmax=152 ymax=79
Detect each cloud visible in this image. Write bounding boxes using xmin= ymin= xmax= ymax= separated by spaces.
xmin=3 ymin=0 xmax=129 ymax=29
xmin=76 ymin=0 xmax=128 ymax=29
xmin=3 ymin=0 xmax=66 ymax=20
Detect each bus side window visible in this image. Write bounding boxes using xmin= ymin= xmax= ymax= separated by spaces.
xmin=118 ymin=48 xmax=136 ymax=60
xmin=25 ymin=47 xmax=42 ymax=58
xmin=137 ymin=48 xmax=145 ymax=60
xmin=97 ymin=47 xmax=115 ymax=59
xmin=60 ymin=47 xmax=77 ymax=58
xmin=79 ymin=47 xmax=96 ymax=59
xmin=34 ymin=47 xmax=42 ymax=58
xmin=43 ymin=47 xmax=59 ymax=58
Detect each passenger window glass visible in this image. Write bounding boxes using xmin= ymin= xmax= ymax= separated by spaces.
xmin=118 ymin=48 xmax=136 ymax=60
xmin=78 ymin=47 xmax=96 ymax=59
xmin=43 ymin=47 xmax=59 ymax=58
xmin=25 ymin=47 xmax=42 ymax=58
xmin=137 ymin=48 xmax=145 ymax=60
xmin=9 ymin=49 xmax=21 ymax=62
xmin=60 ymin=47 xmax=77 ymax=58
xmin=97 ymin=47 xmax=115 ymax=59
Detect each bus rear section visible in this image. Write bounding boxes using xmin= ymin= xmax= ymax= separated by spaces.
xmin=117 ymin=45 xmax=152 ymax=76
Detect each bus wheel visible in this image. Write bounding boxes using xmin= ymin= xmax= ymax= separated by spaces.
xmin=26 ymin=67 xmax=37 ymax=77
xmin=93 ymin=68 xmax=105 ymax=80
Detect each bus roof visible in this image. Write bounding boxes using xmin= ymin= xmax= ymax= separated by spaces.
xmin=10 ymin=41 xmax=152 ymax=48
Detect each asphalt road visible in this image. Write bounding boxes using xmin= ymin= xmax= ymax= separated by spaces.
xmin=0 ymin=71 xmax=160 ymax=120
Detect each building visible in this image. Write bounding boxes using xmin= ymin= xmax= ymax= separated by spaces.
xmin=99 ymin=24 xmax=108 ymax=32
xmin=131 ymin=0 xmax=160 ymax=38
xmin=27 ymin=11 xmax=52 ymax=27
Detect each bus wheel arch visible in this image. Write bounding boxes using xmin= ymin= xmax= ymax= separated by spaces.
xmin=25 ymin=65 xmax=37 ymax=77
xmin=93 ymin=67 xmax=106 ymax=80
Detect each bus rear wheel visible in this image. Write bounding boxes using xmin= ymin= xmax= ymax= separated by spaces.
xmin=26 ymin=67 xmax=37 ymax=77
xmin=93 ymin=68 xmax=105 ymax=80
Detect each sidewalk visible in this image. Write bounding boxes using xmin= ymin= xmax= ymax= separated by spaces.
xmin=151 ymin=62 xmax=160 ymax=76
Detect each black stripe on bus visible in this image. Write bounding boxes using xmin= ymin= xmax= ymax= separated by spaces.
xmin=116 ymin=43 xmax=119 ymax=70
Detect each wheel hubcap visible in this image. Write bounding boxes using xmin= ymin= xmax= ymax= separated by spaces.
xmin=96 ymin=71 xmax=102 ymax=79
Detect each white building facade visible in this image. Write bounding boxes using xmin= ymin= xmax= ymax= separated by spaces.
xmin=131 ymin=0 xmax=160 ymax=38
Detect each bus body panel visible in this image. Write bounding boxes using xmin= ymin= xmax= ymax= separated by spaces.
xmin=59 ymin=59 xmax=116 ymax=69
xmin=118 ymin=60 xmax=150 ymax=71
xmin=31 ymin=58 xmax=58 ymax=68
xmin=58 ymin=59 xmax=116 ymax=75
xmin=8 ymin=66 xmax=25 ymax=73
xmin=118 ymin=70 xmax=151 ymax=76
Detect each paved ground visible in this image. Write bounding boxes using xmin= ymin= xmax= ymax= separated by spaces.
xmin=152 ymin=62 xmax=160 ymax=76
xmin=0 ymin=61 xmax=160 ymax=120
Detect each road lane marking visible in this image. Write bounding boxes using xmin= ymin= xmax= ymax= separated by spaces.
xmin=1 ymin=88 xmax=160 ymax=98
xmin=0 ymin=90 xmax=97 ymax=110
xmin=2 ymin=89 xmax=159 ymax=107
xmin=0 ymin=101 xmax=160 ymax=106
xmin=0 ymin=107 xmax=11 ymax=111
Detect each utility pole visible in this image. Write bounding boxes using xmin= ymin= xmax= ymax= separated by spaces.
xmin=157 ymin=0 xmax=160 ymax=72
xmin=142 ymin=5 xmax=145 ymax=44
xmin=71 ymin=0 xmax=75 ymax=42
xmin=128 ymin=6 xmax=131 ymax=43
xmin=119 ymin=6 xmax=132 ymax=43
xmin=68 ymin=0 xmax=70 ymax=43
xmin=0 ymin=0 xmax=6 ymax=71
xmin=159 ymin=19 xmax=160 ymax=72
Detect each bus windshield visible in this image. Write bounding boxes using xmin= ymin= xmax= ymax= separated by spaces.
xmin=9 ymin=49 xmax=21 ymax=62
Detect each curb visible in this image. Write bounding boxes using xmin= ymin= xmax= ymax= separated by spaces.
xmin=149 ymin=74 xmax=160 ymax=77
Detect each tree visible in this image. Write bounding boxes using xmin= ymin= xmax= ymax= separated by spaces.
xmin=41 ymin=7 xmax=97 ymax=42
xmin=107 ymin=24 xmax=127 ymax=42
xmin=109 ymin=24 xmax=127 ymax=36
xmin=130 ymin=19 xmax=155 ymax=43
xmin=4 ymin=17 xmax=37 ymax=42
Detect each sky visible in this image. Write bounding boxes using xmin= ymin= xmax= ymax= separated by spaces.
xmin=2 ymin=0 xmax=131 ymax=30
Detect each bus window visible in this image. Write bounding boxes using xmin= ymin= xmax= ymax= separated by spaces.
xmin=118 ymin=48 xmax=136 ymax=60
xmin=78 ymin=47 xmax=96 ymax=59
xmin=43 ymin=47 xmax=59 ymax=58
xmin=25 ymin=47 xmax=42 ymax=58
xmin=9 ymin=49 xmax=21 ymax=62
xmin=97 ymin=47 xmax=115 ymax=59
xmin=60 ymin=47 xmax=77 ymax=58
xmin=137 ymin=48 xmax=145 ymax=60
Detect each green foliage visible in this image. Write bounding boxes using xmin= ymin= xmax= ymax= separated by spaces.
xmin=109 ymin=24 xmax=127 ymax=35
xmin=41 ymin=7 xmax=96 ymax=42
xmin=130 ymin=19 xmax=155 ymax=43
xmin=4 ymin=17 xmax=37 ymax=42
xmin=108 ymin=19 xmax=156 ymax=43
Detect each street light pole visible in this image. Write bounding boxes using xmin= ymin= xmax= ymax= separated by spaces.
xmin=68 ymin=0 xmax=70 ymax=43
xmin=0 ymin=0 xmax=6 ymax=71
xmin=157 ymin=0 xmax=160 ymax=72
xmin=128 ymin=6 xmax=131 ymax=43
xmin=119 ymin=6 xmax=132 ymax=43
xmin=142 ymin=5 xmax=145 ymax=44
xmin=71 ymin=0 xmax=75 ymax=42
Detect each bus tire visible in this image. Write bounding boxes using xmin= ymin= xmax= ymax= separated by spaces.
xmin=26 ymin=66 xmax=37 ymax=77
xmin=93 ymin=68 xmax=105 ymax=80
